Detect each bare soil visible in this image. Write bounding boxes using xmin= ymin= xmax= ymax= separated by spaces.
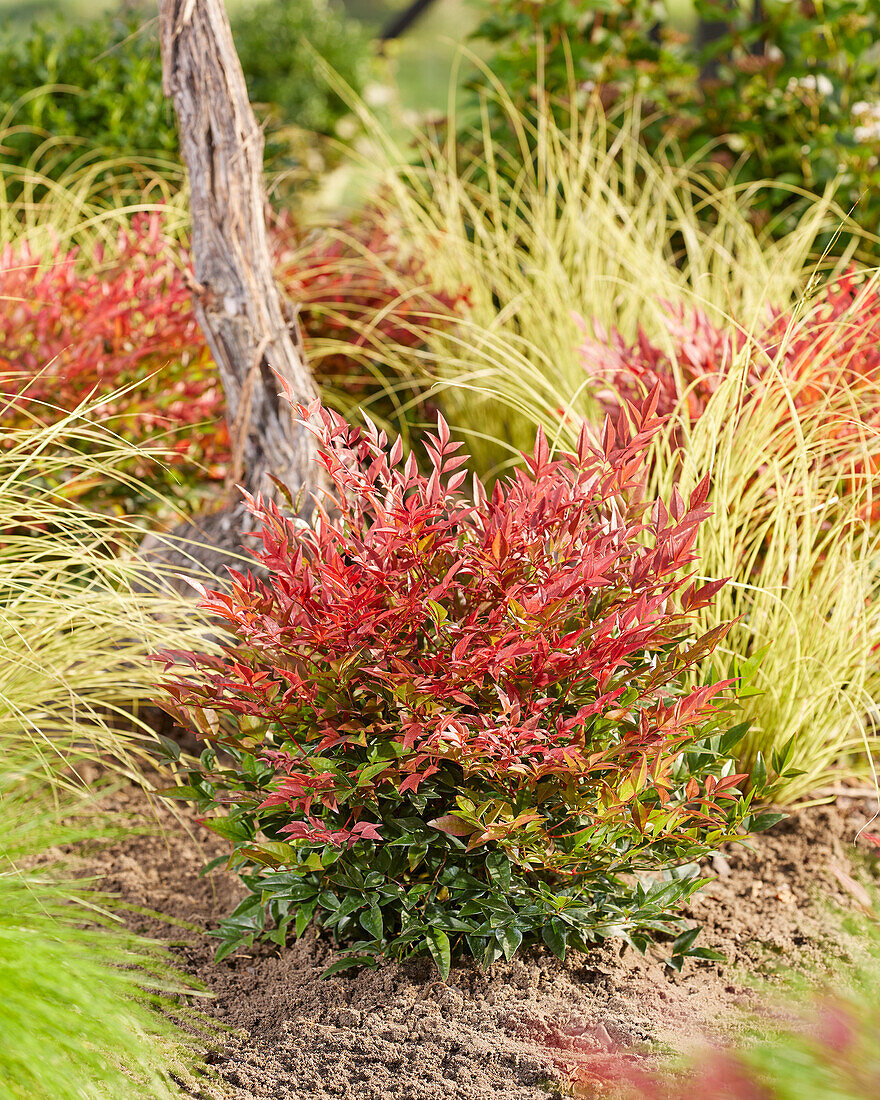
xmin=84 ymin=785 xmax=880 ymax=1100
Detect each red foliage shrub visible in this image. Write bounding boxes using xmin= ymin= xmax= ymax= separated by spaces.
xmin=577 ymin=273 xmax=880 ymax=520
xmin=581 ymin=277 xmax=880 ymax=422
xmin=579 ymin=303 xmax=743 ymax=422
xmin=555 ymin=997 xmax=880 ymax=1100
xmin=0 ymin=212 xmax=462 ymax=510
xmin=0 ymin=214 xmax=225 ymax=505
xmin=159 ymin=391 xmax=768 ymax=973
xmin=273 ymin=218 xmax=465 ymax=381
xmin=580 ymin=275 xmax=880 ymax=420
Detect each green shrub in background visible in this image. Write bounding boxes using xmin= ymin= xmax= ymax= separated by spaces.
xmin=469 ymin=0 xmax=693 ymax=115
xmin=0 ymin=13 xmax=175 ymax=177
xmin=0 ymin=2 xmax=367 ymax=184
xmin=232 ymin=0 xmax=369 ymax=134
xmin=468 ymin=0 xmax=880 ymax=248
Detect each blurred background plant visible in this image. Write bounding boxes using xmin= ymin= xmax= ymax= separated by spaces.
xmin=1 ymin=212 xmax=225 ymax=515
xmin=5 ymin=0 xmax=879 ymax=253
xmin=0 ymin=12 xmax=177 ymax=186
xmin=0 ymin=0 xmax=369 ymax=196
xmin=233 ymin=0 xmax=369 ymax=135
xmin=468 ymin=0 xmax=880 ymax=256
xmin=0 ymin=762 xmax=217 ymax=1100
xmin=560 ymin=843 xmax=880 ymax=1098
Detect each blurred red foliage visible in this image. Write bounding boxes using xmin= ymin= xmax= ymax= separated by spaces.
xmin=577 ymin=272 xmax=880 ymax=520
xmin=0 ymin=211 xmax=464 ymax=508
xmin=0 ymin=214 xmax=225 ymax=486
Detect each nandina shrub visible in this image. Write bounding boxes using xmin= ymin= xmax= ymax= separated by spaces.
xmin=578 ymin=272 xmax=880 ymax=522
xmin=0 ymin=214 xmax=225 ymax=513
xmin=578 ymin=272 xmax=880 ymax=438
xmin=0 ymin=213 xmax=461 ymax=513
xmin=160 ymin=392 xmax=772 ymax=976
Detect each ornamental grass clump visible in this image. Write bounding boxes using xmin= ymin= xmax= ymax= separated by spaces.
xmin=0 ymin=388 xmax=230 ymax=784
xmin=162 ymin=391 xmax=772 ymax=975
xmin=0 ymin=392 xmax=229 ymax=1093
xmin=0 ymin=763 xmax=214 ymax=1100
xmin=574 ymin=275 xmax=880 ymax=801
xmin=347 ymin=86 xmax=865 ymax=475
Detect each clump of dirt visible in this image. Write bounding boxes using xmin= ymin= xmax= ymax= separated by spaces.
xmin=84 ymin=787 xmax=880 ymax=1100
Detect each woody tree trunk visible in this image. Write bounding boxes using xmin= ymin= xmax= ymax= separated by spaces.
xmin=157 ymin=0 xmax=318 ymax=502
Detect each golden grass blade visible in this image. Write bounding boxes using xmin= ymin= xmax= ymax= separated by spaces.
xmin=0 ymin=385 xmax=231 ymax=790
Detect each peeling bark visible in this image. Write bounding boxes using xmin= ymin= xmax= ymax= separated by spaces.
xmin=157 ymin=0 xmax=318 ymax=501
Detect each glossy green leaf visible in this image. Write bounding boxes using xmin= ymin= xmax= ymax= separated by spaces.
xmin=321 ymin=955 xmax=380 ymax=979
xmin=541 ymin=919 xmax=567 ymax=961
xmin=496 ymin=925 xmax=523 ymax=961
xmin=359 ymin=904 xmax=384 ymax=942
xmin=426 ymin=928 xmax=451 ymax=980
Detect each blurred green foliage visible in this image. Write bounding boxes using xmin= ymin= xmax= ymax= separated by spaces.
xmin=0 ymin=766 xmax=210 ymax=1100
xmin=0 ymin=1 xmax=367 ymax=180
xmin=469 ymin=0 xmax=880 ymax=245
xmin=234 ymin=0 xmax=369 ymax=133
xmin=0 ymin=14 xmax=175 ymax=173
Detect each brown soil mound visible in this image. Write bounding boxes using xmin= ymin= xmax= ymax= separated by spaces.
xmin=85 ymin=786 xmax=880 ymax=1100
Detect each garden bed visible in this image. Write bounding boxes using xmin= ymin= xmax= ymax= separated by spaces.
xmin=87 ymin=784 xmax=880 ymax=1100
